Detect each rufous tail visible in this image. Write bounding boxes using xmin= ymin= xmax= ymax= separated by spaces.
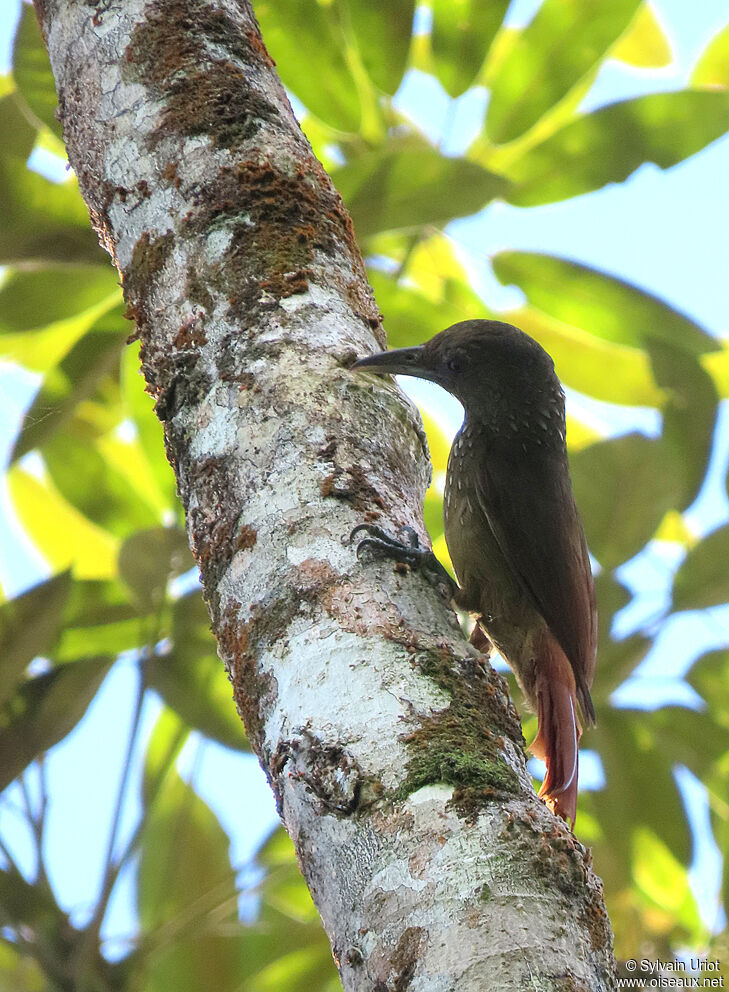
xmin=530 ymin=632 xmax=582 ymax=826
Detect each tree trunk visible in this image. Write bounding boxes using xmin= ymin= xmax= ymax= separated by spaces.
xmin=35 ymin=0 xmax=618 ymax=987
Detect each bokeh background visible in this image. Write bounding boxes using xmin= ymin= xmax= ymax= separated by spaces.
xmin=1 ymin=0 xmax=728 ymax=987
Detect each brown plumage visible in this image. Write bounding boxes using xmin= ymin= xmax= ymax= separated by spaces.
xmin=352 ymin=319 xmax=597 ymax=824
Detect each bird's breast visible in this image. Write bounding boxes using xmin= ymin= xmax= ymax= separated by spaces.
xmin=445 ymin=428 xmax=499 ymax=591
xmin=443 ymin=424 xmax=531 ymax=624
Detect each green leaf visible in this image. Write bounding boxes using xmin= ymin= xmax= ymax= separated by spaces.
xmin=493 ymin=252 xmax=717 ymax=356
xmin=596 ymin=559 xmax=640 ymax=628
xmin=142 ymin=706 xmax=189 ymax=804
xmin=55 ymin=579 xmax=143 ymax=662
xmin=118 ymin=528 xmax=192 ymax=609
xmin=672 ymin=524 xmax=729 ymax=612
xmin=570 ymin=434 xmax=678 ymax=569
xmin=7 ymin=465 xmax=119 ymax=580
xmin=0 ymin=863 xmax=71 ymax=948
xmin=423 ymin=484 xmax=444 ymax=548
xmin=146 ymin=591 xmax=249 ymax=752
xmin=12 ymin=5 xmax=61 ymax=138
xmin=592 ymin=632 xmax=652 ymax=699
xmin=420 ymin=409 xmax=451 ymax=476
xmin=502 ymin=90 xmax=729 ymax=205
xmin=430 ymin=0 xmax=509 ymax=97
xmin=38 ymin=365 xmax=127 ymax=447
xmin=646 ymin=706 xmax=729 ymax=779
xmin=633 ymin=828 xmax=701 ymax=937
xmin=485 ymin=0 xmax=641 ymax=143
xmin=257 ymin=829 xmax=321 ymax=924
xmin=0 ymin=572 xmax=71 ymax=706
xmin=121 ymin=342 xmax=179 ymax=511
xmin=139 ymin=769 xmax=236 ymax=929
xmin=56 ymin=618 xmax=142 ymax=662
xmin=647 ymin=340 xmax=718 ymax=511
xmin=0 ymin=90 xmax=38 ymax=161
xmin=368 ymin=269 xmax=483 ymax=348
xmin=244 ymin=829 xmax=338 ymax=988
xmin=611 ymin=3 xmax=672 ymax=69
xmin=0 ymin=158 xmax=102 ymax=266
xmin=334 ymin=140 xmax=507 ymax=237
xmin=0 ymin=291 xmax=122 ymax=374
xmin=703 ymin=346 xmax=729 ymax=399
xmin=62 ymin=577 xmax=137 ymax=628
xmin=249 ymin=946 xmax=341 ymax=992
xmin=137 ymin=770 xmax=241 ymax=992
xmin=0 ymin=926 xmax=53 ymax=989
xmin=97 ymin=431 xmax=174 ymax=521
xmin=0 ymin=656 xmax=111 ymax=791
xmin=0 ymin=265 xmax=120 ymax=334
xmin=343 ymin=0 xmax=414 ymax=95
xmin=43 ymin=430 xmax=161 ymax=538
xmin=687 ymin=649 xmax=729 ymax=732
xmin=587 ymin=707 xmax=690 ymax=864
xmin=12 ymin=331 xmax=125 ymax=461
xmin=255 ymin=0 xmax=361 ymax=131
xmin=691 ymin=21 xmax=729 ymax=89
xmin=507 ymin=306 xmax=664 ymax=407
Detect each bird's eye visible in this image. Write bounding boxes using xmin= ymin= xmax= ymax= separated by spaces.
xmin=446 ymin=352 xmax=465 ymax=373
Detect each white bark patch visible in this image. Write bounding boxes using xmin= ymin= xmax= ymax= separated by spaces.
xmin=262 ymin=622 xmax=450 ymax=792
xmin=371 ymin=858 xmax=429 ymax=894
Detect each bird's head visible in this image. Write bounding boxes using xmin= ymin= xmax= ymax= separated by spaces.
xmin=352 ymin=319 xmax=557 ymax=409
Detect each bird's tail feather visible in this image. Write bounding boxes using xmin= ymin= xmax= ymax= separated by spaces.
xmin=530 ymin=633 xmax=582 ymax=826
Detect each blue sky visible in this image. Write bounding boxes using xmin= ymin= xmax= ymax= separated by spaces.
xmin=1 ymin=0 xmax=728 ymax=953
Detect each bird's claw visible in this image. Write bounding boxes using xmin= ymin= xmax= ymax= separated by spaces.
xmin=348 ymin=523 xmax=457 ymax=598
xmin=349 ymin=523 xmax=418 ymax=557
xmin=349 ymin=523 xmax=425 ymax=565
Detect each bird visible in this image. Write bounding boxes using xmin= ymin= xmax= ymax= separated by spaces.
xmin=351 ymin=318 xmax=597 ymax=825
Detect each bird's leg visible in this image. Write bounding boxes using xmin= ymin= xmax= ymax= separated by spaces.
xmin=349 ymin=523 xmax=457 ymax=598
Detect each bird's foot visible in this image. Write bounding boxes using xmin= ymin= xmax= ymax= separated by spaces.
xmin=349 ymin=523 xmax=457 ymax=599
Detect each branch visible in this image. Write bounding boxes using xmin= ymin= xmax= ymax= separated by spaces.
xmin=35 ymin=0 xmax=617 ymax=987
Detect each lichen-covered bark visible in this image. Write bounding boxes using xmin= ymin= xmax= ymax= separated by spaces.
xmin=35 ymin=1 xmax=617 ymax=987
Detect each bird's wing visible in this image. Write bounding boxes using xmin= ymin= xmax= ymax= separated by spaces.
xmin=474 ymin=444 xmax=597 ymax=722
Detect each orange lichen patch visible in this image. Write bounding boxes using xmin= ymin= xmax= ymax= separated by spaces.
xmin=162 ymin=160 xmax=182 ymax=188
xmin=261 ymin=267 xmax=315 ymax=299
xmin=122 ymin=230 xmax=174 ymax=362
xmin=318 ymin=461 xmax=385 ymax=512
xmin=245 ymin=25 xmax=275 ymax=68
xmin=125 ymin=1 xmax=280 ymax=149
xmin=163 ymin=60 xmax=279 ymax=149
xmin=319 ymin=473 xmax=336 ymax=498
xmin=295 ymin=558 xmax=339 ymax=589
xmin=174 ymin=315 xmax=208 ymax=349
xmin=180 ymin=155 xmax=367 ymax=317
xmin=235 ymin=524 xmax=257 ymax=552
xmin=126 ymin=231 xmax=174 ymax=298
xmin=217 ymin=601 xmax=274 ymax=753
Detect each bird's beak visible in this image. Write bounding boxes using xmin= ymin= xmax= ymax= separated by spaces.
xmin=351 ymin=345 xmax=436 ymax=381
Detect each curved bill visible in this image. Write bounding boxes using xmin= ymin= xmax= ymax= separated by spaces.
xmin=351 ymin=345 xmax=435 ymax=380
